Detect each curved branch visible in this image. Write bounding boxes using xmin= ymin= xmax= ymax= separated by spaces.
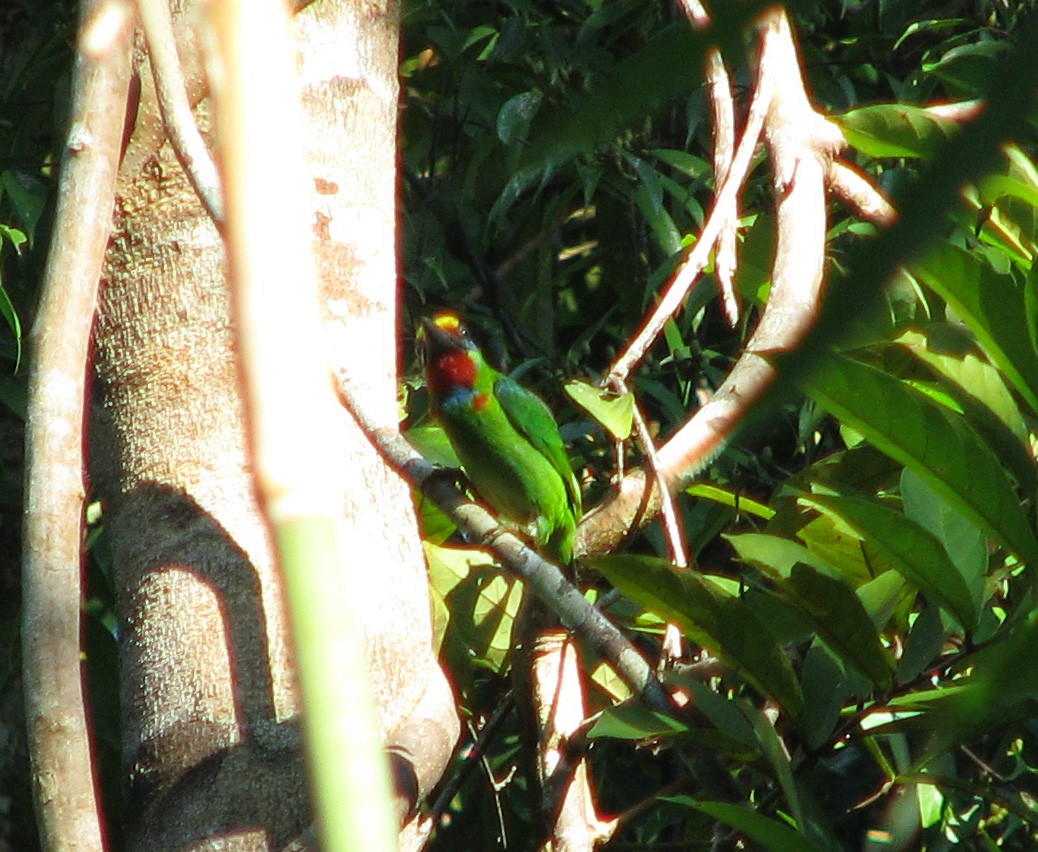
xmin=579 ymin=9 xmax=845 ymax=556
xmin=22 ymin=1 xmax=133 ymax=848
xmin=679 ymin=0 xmax=741 ymax=325
xmin=137 ymin=0 xmax=224 ymax=223
xmin=605 ymin=17 xmax=775 ymax=384
xmin=829 ymin=160 xmax=897 ymax=226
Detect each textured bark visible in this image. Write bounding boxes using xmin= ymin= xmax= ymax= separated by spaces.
xmin=91 ymin=0 xmax=457 ymax=847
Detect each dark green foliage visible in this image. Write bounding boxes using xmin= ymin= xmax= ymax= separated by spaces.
xmin=405 ymin=1 xmax=1038 ymax=849
xmin=3 ymin=0 xmax=1038 ymax=849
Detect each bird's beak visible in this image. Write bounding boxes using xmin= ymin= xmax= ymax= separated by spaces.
xmin=420 ymin=317 xmax=466 ymax=352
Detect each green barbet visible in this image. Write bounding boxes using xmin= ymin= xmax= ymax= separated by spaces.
xmin=419 ymin=311 xmax=582 ymax=563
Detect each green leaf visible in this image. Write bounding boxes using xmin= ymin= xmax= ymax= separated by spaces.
xmin=586 ymin=701 xmax=688 ymax=740
xmin=564 ymin=379 xmax=633 ymax=440
xmin=780 ymin=564 xmax=894 ymax=691
xmin=801 ymin=644 xmax=853 ymax=749
xmin=425 ymin=542 xmax=520 ymax=674
xmin=900 ymin=329 xmax=1035 ymax=497
xmin=685 ymin=483 xmax=775 ymax=520
xmin=911 ymin=243 xmax=1038 ymax=416
xmin=496 ymin=90 xmax=542 ymax=145
xmin=588 ymin=554 xmax=803 ymax=717
xmin=633 ymin=182 xmax=682 ymax=254
xmin=650 ymin=148 xmax=710 ymax=179
xmin=0 ymin=284 xmax=21 ymax=372
xmin=677 ymin=680 xmax=758 ymax=748
xmin=901 ymin=468 xmax=987 ymax=615
xmin=802 ymin=353 xmax=1038 ymax=569
xmin=726 ymin=532 xmax=846 ymax=582
xmin=672 ymin=801 xmax=819 ymax=852
xmin=800 ymin=493 xmax=978 ymax=632
xmin=836 ymin=103 xmax=957 ymax=159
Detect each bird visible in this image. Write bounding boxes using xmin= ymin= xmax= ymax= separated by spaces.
xmin=419 ymin=311 xmax=581 ymax=563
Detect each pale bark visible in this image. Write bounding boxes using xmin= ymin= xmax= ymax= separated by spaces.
xmin=578 ymin=9 xmax=848 ymax=557
xmin=22 ymin=2 xmax=132 ymax=849
xmin=90 ymin=0 xmax=457 ymax=847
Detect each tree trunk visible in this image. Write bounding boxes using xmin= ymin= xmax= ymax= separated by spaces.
xmin=91 ymin=1 xmax=457 ymax=847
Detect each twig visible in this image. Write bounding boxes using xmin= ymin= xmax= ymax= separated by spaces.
xmin=828 ymin=160 xmax=896 ymax=226
xmin=629 ymin=392 xmax=688 ymax=664
xmin=22 ymin=1 xmax=133 ymax=849
xmin=137 ymin=0 xmax=224 ymax=223
xmin=420 ymin=694 xmax=517 ymax=836
xmin=579 ymin=9 xmax=844 ymax=557
xmin=679 ymin=0 xmax=741 ymax=325
xmin=707 ymin=48 xmax=741 ymax=327
xmin=606 ymin=16 xmax=775 ymax=385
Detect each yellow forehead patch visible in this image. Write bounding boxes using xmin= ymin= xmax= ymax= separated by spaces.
xmin=432 ymin=312 xmax=462 ymax=332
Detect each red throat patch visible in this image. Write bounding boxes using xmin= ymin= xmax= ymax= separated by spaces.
xmin=428 ymin=350 xmax=478 ymax=396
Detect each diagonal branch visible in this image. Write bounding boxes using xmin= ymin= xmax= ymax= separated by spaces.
xmin=350 ymin=408 xmax=671 ymax=708
xmin=605 ymin=15 xmax=774 ymax=385
xmin=679 ymin=0 xmax=741 ymax=325
xmin=22 ymin=1 xmax=134 ymax=849
xmin=580 ymin=8 xmax=845 ymax=556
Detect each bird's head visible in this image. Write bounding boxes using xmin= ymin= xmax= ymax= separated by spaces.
xmin=419 ymin=311 xmax=483 ymax=397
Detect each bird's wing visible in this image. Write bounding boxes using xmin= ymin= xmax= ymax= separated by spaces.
xmin=495 ymin=375 xmax=582 ymax=516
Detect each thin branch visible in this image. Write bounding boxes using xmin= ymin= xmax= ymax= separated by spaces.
xmin=828 ymin=160 xmax=897 ymax=226
xmin=706 ymin=48 xmax=741 ymax=327
xmin=579 ymin=9 xmax=845 ymax=556
xmin=606 ymin=17 xmax=774 ymax=385
xmin=22 ymin=1 xmax=133 ymax=849
xmin=679 ymin=0 xmax=741 ymax=325
xmin=137 ymin=0 xmax=224 ymax=223
xmin=629 ymin=394 xmax=688 ymax=664
xmin=346 ymin=404 xmax=672 ymax=709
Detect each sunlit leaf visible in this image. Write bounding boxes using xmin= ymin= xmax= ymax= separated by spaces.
xmin=802 ymin=353 xmax=1038 ymax=569
xmin=685 ymin=484 xmax=775 ymax=520
xmin=726 ymin=532 xmax=847 ymax=582
xmin=911 ymin=243 xmax=1038 ymax=415
xmin=586 ymin=701 xmax=688 ymax=740
xmin=899 ymin=329 xmax=1035 ymax=496
xmin=425 ymin=542 xmax=520 ymax=673
xmin=564 ymin=379 xmax=633 ymax=440
xmin=800 ymin=493 xmax=978 ymax=632
xmin=836 ymin=103 xmax=957 ymax=159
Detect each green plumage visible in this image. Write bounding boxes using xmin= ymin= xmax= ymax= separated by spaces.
xmin=421 ymin=313 xmax=581 ymax=563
